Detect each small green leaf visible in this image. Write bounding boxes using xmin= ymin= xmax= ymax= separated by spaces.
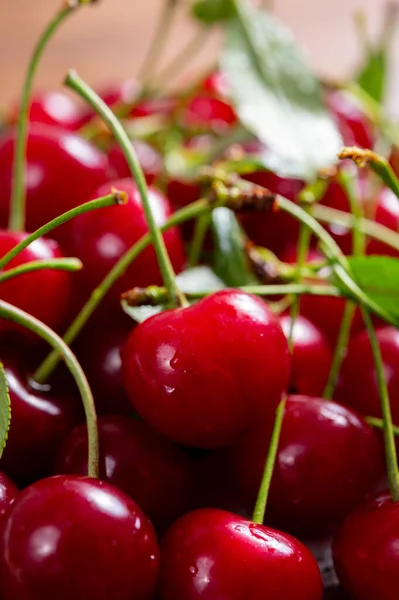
xmin=221 ymin=1 xmax=342 ymax=179
xmin=357 ymin=49 xmax=387 ymax=104
xmin=192 ymin=0 xmax=235 ymax=25
xmin=0 ymin=362 xmax=11 ymax=459
xmin=212 ymin=207 xmax=257 ymax=286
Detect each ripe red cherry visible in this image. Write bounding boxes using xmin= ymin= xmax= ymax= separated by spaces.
xmin=10 ymin=91 xmax=89 ymax=131
xmin=107 ymin=140 xmax=162 ymax=184
xmin=225 ymin=395 xmax=383 ymax=539
xmin=201 ymin=71 xmax=231 ymax=97
xmin=157 ymin=508 xmax=323 ymax=599
xmin=0 ymin=231 xmax=73 ymax=334
xmin=122 ymin=289 xmax=290 ymax=448
xmin=333 ymin=492 xmax=399 ymax=600
xmin=0 ymin=472 xmax=18 ymax=522
xmin=367 ymin=187 xmax=399 ymax=257
xmin=0 ymin=124 xmax=112 ymax=241
xmin=326 ymin=89 xmax=374 ymax=149
xmin=0 ymin=361 xmax=80 ymax=485
xmin=184 ymin=96 xmax=237 ymax=131
xmin=0 ymin=475 xmax=159 ymax=600
xmin=336 ymin=326 xmax=399 ymax=424
xmin=65 ymin=178 xmax=185 ymax=309
xmin=280 ymin=315 xmax=332 ymax=396
xmin=57 ymin=415 xmax=195 ymax=533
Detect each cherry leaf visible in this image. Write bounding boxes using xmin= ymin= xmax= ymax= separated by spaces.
xmin=192 ymin=0 xmax=235 ymax=25
xmin=0 ymin=362 xmax=11 ymax=459
xmin=221 ymin=1 xmax=342 ymax=179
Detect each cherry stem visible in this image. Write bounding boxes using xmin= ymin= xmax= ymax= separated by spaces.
xmin=65 ymin=70 xmax=187 ymax=308
xmin=138 ymin=0 xmax=180 ymax=86
xmin=339 ymin=147 xmax=399 ymax=200
xmin=9 ymin=2 xmax=77 ymax=232
xmin=0 ymin=300 xmax=99 ymax=478
xmin=33 ymin=198 xmax=209 ymax=384
xmin=0 ymin=191 xmax=125 ymax=270
xmin=0 ymin=258 xmax=82 ymax=283
xmin=366 ymin=416 xmax=399 ymax=439
xmin=188 ymin=210 xmax=212 ymax=267
xmin=361 ymin=307 xmax=399 ymax=502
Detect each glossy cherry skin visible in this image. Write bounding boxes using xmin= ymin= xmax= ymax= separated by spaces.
xmin=0 ymin=472 xmax=18 ymax=522
xmin=0 ymin=361 xmax=80 ymax=485
xmin=336 ymin=326 xmax=399 ymax=424
xmin=224 ymin=395 xmax=383 ymax=539
xmin=122 ymin=289 xmax=290 ymax=448
xmin=0 ymin=231 xmax=73 ymax=334
xmin=57 ymin=415 xmax=195 ymax=533
xmin=65 ymin=178 xmax=185 ymax=308
xmin=0 ymin=475 xmax=159 ymax=600
xmin=0 ymin=124 xmax=112 ymax=241
xmin=326 ymin=89 xmax=374 ymax=149
xmin=184 ymin=96 xmax=236 ymax=132
xmin=367 ymin=187 xmax=399 ymax=257
xmin=333 ymin=492 xmax=399 ymax=600
xmin=279 ymin=315 xmax=332 ymax=396
xmin=157 ymin=508 xmax=323 ymax=600
xmin=107 ymin=139 xmax=162 ymax=184
xmin=10 ymin=91 xmax=89 ymax=131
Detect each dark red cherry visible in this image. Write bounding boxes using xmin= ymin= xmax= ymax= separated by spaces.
xmin=57 ymin=415 xmax=195 ymax=533
xmin=157 ymin=508 xmax=323 ymax=600
xmin=184 ymin=96 xmax=236 ymax=131
xmin=333 ymin=492 xmax=399 ymax=600
xmin=0 ymin=361 xmax=80 ymax=485
xmin=326 ymin=89 xmax=374 ymax=149
xmin=65 ymin=178 xmax=185 ymax=309
xmin=0 ymin=124 xmax=112 ymax=242
xmin=0 ymin=472 xmax=18 ymax=522
xmin=0 ymin=475 xmax=159 ymax=600
xmin=336 ymin=326 xmax=399 ymax=424
xmin=10 ymin=91 xmax=89 ymax=131
xmin=107 ymin=140 xmax=162 ymax=184
xmin=279 ymin=315 xmax=332 ymax=396
xmin=0 ymin=231 xmax=73 ymax=334
xmin=122 ymin=289 xmax=290 ymax=448
xmin=367 ymin=187 xmax=399 ymax=257
xmin=225 ymin=395 xmax=383 ymax=539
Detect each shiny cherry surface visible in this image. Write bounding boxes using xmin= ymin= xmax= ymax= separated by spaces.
xmin=0 ymin=124 xmax=112 ymax=239
xmin=0 ymin=475 xmax=159 ymax=600
xmin=0 ymin=472 xmax=18 ymax=522
xmin=326 ymin=89 xmax=374 ymax=149
xmin=333 ymin=492 xmax=399 ymax=600
xmin=11 ymin=91 xmax=89 ymax=131
xmin=57 ymin=415 xmax=195 ymax=533
xmin=122 ymin=289 xmax=290 ymax=448
xmin=184 ymin=96 xmax=236 ymax=131
xmin=280 ymin=315 xmax=332 ymax=396
xmin=157 ymin=508 xmax=323 ymax=600
xmin=107 ymin=139 xmax=162 ymax=184
xmin=367 ymin=187 xmax=399 ymax=256
xmin=226 ymin=395 xmax=383 ymax=539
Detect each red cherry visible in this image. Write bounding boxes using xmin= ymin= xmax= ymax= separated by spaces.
xmin=0 ymin=475 xmax=159 ymax=600
xmin=10 ymin=91 xmax=89 ymax=131
xmin=279 ymin=315 xmax=332 ymax=396
xmin=333 ymin=492 xmax=399 ymax=600
xmin=65 ymin=178 xmax=185 ymax=309
xmin=107 ymin=140 xmax=162 ymax=184
xmin=0 ymin=360 xmax=80 ymax=485
xmin=97 ymin=79 xmax=140 ymax=108
xmin=157 ymin=508 xmax=323 ymax=599
xmin=224 ymin=395 xmax=383 ymax=539
xmin=57 ymin=415 xmax=195 ymax=533
xmin=0 ymin=124 xmax=112 ymax=242
xmin=0 ymin=472 xmax=18 ymax=522
xmin=131 ymin=97 xmax=177 ymax=119
xmin=367 ymin=187 xmax=399 ymax=257
xmin=0 ymin=231 xmax=73 ymax=334
xmin=318 ymin=177 xmax=354 ymax=255
xmin=336 ymin=326 xmax=399 ymax=424
xmin=122 ymin=289 xmax=290 ymax=448
xmin=184 ymin=96 xmax=237 ymax=131
xmin=201 ymin=71 xmax=231 ymax=97
xmin=326 ymin=89 xmax=374 ymax=149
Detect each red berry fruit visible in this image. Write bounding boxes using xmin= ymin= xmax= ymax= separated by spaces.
xmin=333 ymin=492 xmax=399 ymax=600
xmin=0 ymin=475 xmax=159 ymax=600
xmin=367 ymin=187 xmax=399 ymax=257
xmin=157 ymin=508 xmax=323 ymax=600
xmin=225 ymin=395 xmax=383 ymax=539
xmin=184 ymin=96 xmax=236 ymax=131
xmin=10 ymin=91 xmax=89 ymax=131
xmin=122 ymin=289 xmax=290 ymax=448
xmin=0 ymin=472 xmax=18 ymax=522
xmin=326 ymin=89 xmax=374 ymax=149
xmin=57 ymin=415 xmax=195 ymax=533
xmin=107 ymin=139 xmax=162 ymax=184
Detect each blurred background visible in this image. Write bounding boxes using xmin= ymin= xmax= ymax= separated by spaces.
xmin=0 ymin=0 xmax=398 ymax=112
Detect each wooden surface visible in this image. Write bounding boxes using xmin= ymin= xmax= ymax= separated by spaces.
xmin=0 ymin=0 xmax=397 ymax=111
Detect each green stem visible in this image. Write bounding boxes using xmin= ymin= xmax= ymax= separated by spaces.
xmin=0 ymin=300 xmax=99 ymax=478
xmin=65 ymin=70 xmax=186 ymax=308
xmin=9 ymin=2 xmax=77 ymax=231
xmin=0 ymin=258 xmax=82 ymax=283
xmin=361 ymin=307 xmax=399 ymax=502
xmin=0 ymin=192 xmax=123 ymax=270
xmin=366 ymin=416 xmax=399 ymax=439
xmin=188 ymin=210 xmax=211 ymax=267
xmin=33 ymin=198 xmax=209 ymax=384
xmin=323 ymin=301 xmax=356 ymax=399
xmin=339 ymin=147 xmax=399 ymax=200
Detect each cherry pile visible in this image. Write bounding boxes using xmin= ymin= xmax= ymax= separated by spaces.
xmin=0 ymin=0 xmax=398 ymax=598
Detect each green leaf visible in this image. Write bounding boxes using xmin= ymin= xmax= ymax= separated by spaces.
xmin=212 ymin=207 xmax=257 ymax=286
xmin=192 ymin=0 xmax=235 ymax=25
xmin=0 ymin=362 xmax=11 ymax=460
xmin=221 ymin=1 xmax=342 ymax=180
xmin=356 ymin=49 xmax=387 ymax=104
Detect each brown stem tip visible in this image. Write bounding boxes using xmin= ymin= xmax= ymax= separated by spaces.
xmin=121 ymin=286 xmax=169 ymax=307
xmin=338 ymin=146 xmax=384 ymax=169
